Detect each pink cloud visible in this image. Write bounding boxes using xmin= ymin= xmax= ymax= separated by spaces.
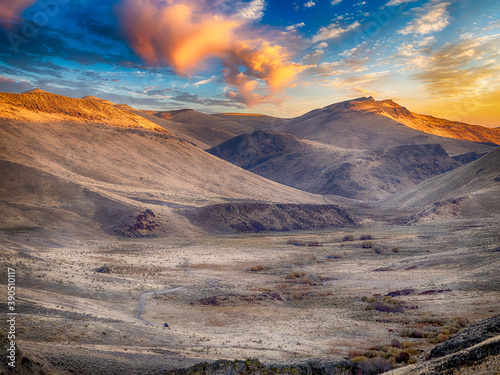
xmin=0 ymin=0 xmax=36 ymax=21
xmin=116 ymin=0 xmax=308 ymax=106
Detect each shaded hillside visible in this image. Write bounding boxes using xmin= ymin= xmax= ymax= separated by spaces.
xmin=280 ymin=97 xmax=496 ymax=155
xmin=186 ymin=202 xmax=356 ymax=233
xmin=381 ymin=148 xmax=500 ymax=222
xmin=208 ymin=130 xmax=307 ymax=169
xmin=452 ymin=151 xmax=488 ymax=165
xmin=0 ymin=92 xmax=326 ymax=238
xmin=209 ymin=130 xmax=462 ymax=200
xmin=0 ymin=90 xmax=169 ymax=133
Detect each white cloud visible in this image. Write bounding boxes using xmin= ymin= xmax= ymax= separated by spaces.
xmin=385 ymin=0 xmax=417 ymax=6
xmin=286 ymin=22 xmax=305 ymax=31
xmin=235 ymin=0 xmax=265 ymax=20
xmin=316 ymin=42 xmax=329 ymax=49
xmin=304 ymin=1 xmax=316 ymax=8
xmin=311 ymin=21 xmax=360 ymax=43
xmin=193 ymin=76 xmax=216 ymax=86
xmin=399 ymin=1 xmax=451 ymax=35
xmin=340 ymin=46 xmax=359 ymax=57
xmin=331 ymin=0 xmax=343 ymax=5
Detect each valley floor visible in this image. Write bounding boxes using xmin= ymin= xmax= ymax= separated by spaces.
xmin=1 ymin=220 xmax=499 ymax=374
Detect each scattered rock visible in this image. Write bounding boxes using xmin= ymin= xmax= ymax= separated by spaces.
xmin=385 ymin=289 xmax=415 ymax=297
xmin=396 ymin=351 xmax=410 ymax=363
xmin=419 ymin=289 xmax=451 ymax=295
xmin=96 ymin=265 xmax=111 ymax=273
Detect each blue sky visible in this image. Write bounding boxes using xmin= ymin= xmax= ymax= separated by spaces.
xmin=0 ymin=0 xmax=499 ymax=126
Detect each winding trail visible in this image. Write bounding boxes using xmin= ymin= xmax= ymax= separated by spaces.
xmin=135 ymin=258 xmax=219 ymax=325
xmin=135 ymin=287 xmax=184 ymax=325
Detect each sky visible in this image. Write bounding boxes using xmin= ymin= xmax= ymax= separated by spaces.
xmin=0 ymin=0 xmax=499 ymax=127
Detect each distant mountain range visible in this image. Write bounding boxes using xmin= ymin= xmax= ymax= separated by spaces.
xmin=131 ymin=96 xmax=500 ymax=152
xmin=0 ymin=89 xmax=498 ymax=237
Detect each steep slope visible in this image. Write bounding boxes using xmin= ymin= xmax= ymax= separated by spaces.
xmin=377 ymin=99 xmax=500 ymax=145
xmin=0 ymin=90 xmax=170 ymax=133
xmin=281 ymin=97 xmax=497 ymax=155
xmin=137 ymin=109 xmax=256 ymax=148
xmin=131 ymin=110 xmax=213 ymax=149
xmin=209 ymin=130 xmax=462 ymax=200
xmin=380 ymin=148 xmax=500 ymax=221
xmin=0 ymin=92 xmax=328 ymax=239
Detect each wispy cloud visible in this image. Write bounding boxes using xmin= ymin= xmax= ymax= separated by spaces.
xmin=305 ymin=56 xmax=369 ymax=77
xmin=331 ymin=0 xmax=343 ymax=5
xmin=412 ymin=35 xmax=500 ymax=98
xmin=311 ymin=21 xmax=360 ymax=43
xmin=385 ymin=0 xmax=417 ymax=6
xmin=302 ymin=49 xmax=324 ymax=64
xmin=193 ymin=76 xmax=217 ymax=87
xmin=399 ymin=1 xmax=451 ymax=35
xmin=320 ymin=70 xmax=390 ymax=87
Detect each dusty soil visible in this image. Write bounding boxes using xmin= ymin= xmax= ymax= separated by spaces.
xmin=1 ymin=220 xmax=498 ymax=374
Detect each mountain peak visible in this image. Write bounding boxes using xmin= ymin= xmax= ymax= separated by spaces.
xmin=22 ymin=88 xmax=50 ymax=94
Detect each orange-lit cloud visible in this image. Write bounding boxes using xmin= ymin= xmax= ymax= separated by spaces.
xmin=116 ymin=0 xmax=308 ymax=106
xmin=0 ymin=0 xmax=36 ymax=22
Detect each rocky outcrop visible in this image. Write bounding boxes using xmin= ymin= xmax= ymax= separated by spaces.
xmin=427 ymin=314 xmax=500 ymax=359
xmin=114 ymin=209 xmax=161 ymax=237
xmin=166 ymin=358 xmax=362 ymax=375
xmin=187 ymin=203 xmax=356 ymax=233
xmin=386 ymin=315 xmax=500 ymax=375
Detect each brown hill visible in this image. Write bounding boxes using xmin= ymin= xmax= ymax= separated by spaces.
xmin=278 ymin=97 xmax=497 ymax=155
xmin=208 ymin=130 xmax=462 ymax=200
xmin=135 ymin=108 xmax=256 ymax=149
xmin=380 ymin=148 xmax=500 ymax=222
xmin=0 ymin=91 xmax=170 ymax=133
xmin=214 ymin=113 xmax=288 ymax=130
xmin=0 ymin=92 xmax=327 ymax=239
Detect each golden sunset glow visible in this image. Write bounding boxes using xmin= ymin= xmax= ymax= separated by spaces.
xmin=0 ymin=0 xmax=498 ymax=126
